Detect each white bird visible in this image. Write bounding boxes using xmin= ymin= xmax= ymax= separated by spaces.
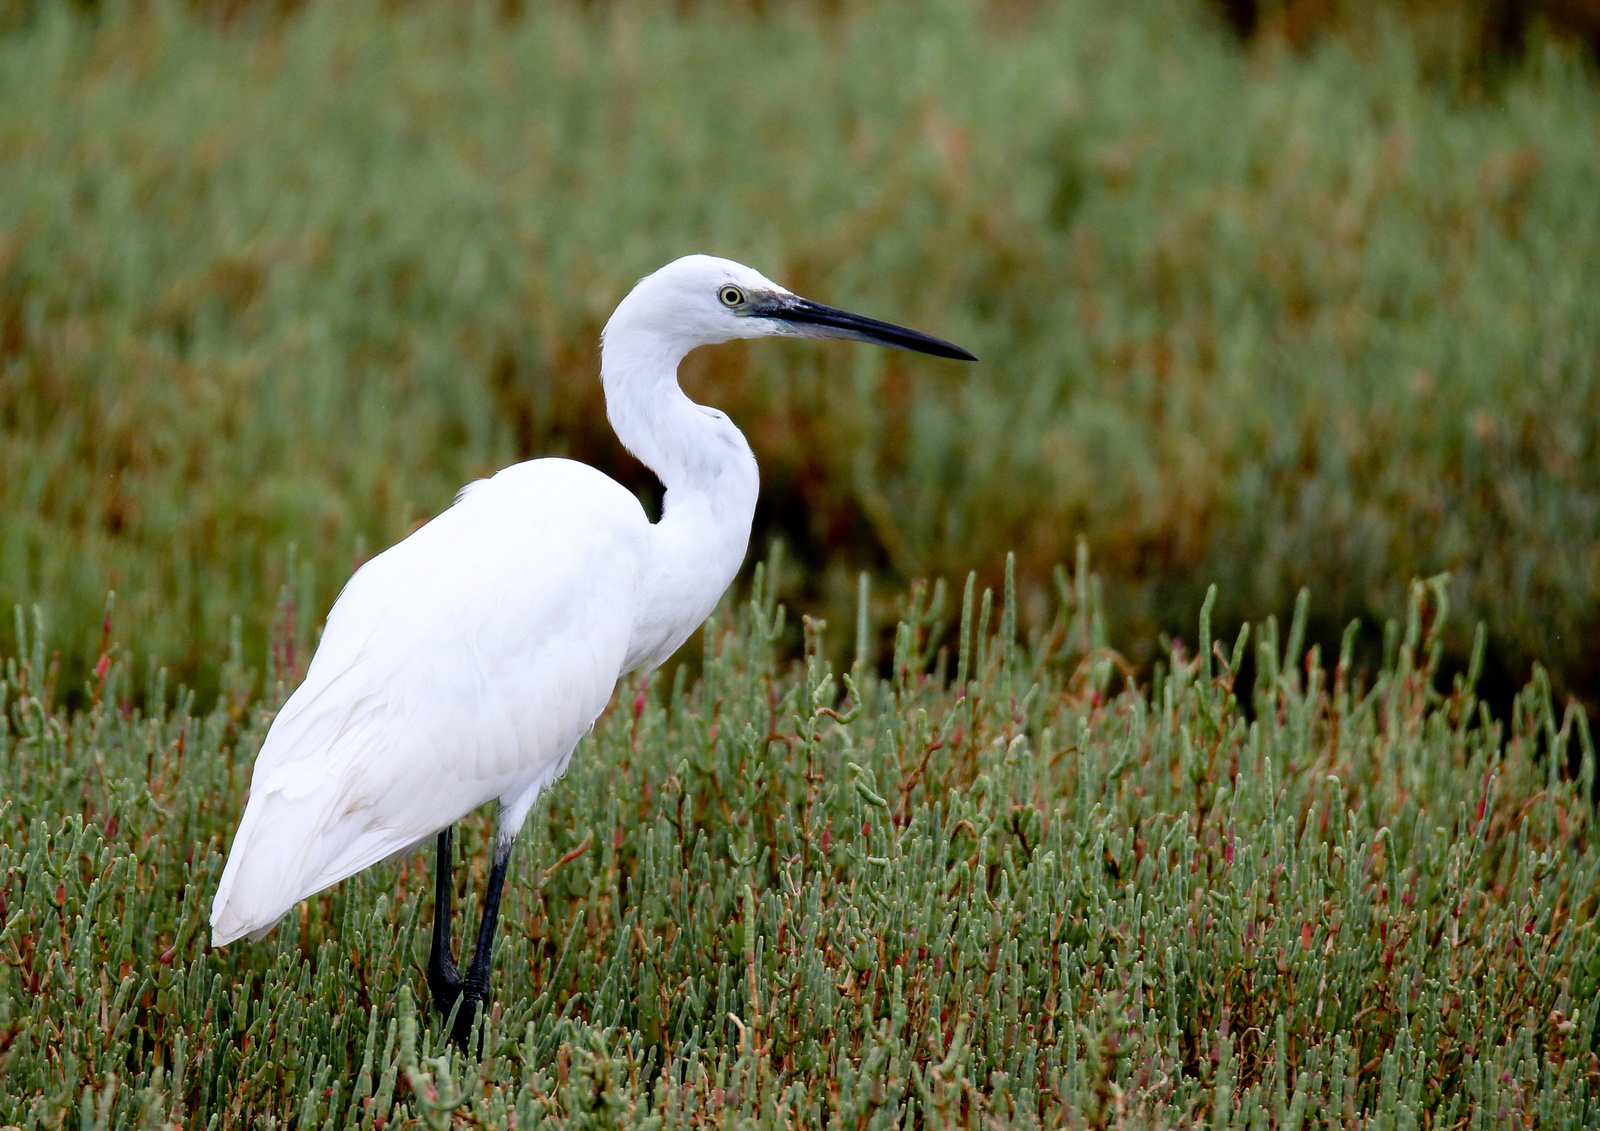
xmin=209 ymin=254 xmax=974 ymax=1041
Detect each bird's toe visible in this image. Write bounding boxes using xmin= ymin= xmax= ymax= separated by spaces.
xmin=448 ymin=990 xmax=491 ymax=1047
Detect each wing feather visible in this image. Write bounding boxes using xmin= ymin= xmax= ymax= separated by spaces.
xmin=211 ymin=460 xmax=649 ymax=945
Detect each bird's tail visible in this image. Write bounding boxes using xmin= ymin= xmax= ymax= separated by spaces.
xmin=211 ymin=795 xmax=297 ymax=945
xmin=211 ymin=775 xmax=355 ymax=946
xmin=212 ymin=771 xmax=442 ymax=946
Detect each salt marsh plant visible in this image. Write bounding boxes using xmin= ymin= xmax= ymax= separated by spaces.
xmin=2 ymin=556 xmax=1598 ymax=1126
xmin=1 ymin=0 xmax=1598 ymax=704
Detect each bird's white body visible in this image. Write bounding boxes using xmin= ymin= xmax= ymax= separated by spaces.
xmin=211 ymin=258 xmax=762 ymax=945
xmin=210 ymin=253 xmax=969 ymax=949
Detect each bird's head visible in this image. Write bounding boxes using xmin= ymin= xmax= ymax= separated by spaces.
xmin=605 ymin=254 xmax=977 ymax=362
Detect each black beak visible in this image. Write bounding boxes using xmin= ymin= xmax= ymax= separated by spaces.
xmin=753 ymin=294 xmax=977 ymax=361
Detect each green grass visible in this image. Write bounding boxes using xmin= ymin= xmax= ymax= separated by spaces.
xmin=1 ymin=0 xmax=1598 ymax=704
xmin=3 ymin=557 xmax=1599 ymax=1126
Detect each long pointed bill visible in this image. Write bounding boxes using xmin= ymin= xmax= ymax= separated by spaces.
xmin=754 ymin=294 xmax=977 ymax=361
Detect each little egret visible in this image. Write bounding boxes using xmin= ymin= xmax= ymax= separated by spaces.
xmin=209 ymin=254 xmax=975 ymax=1042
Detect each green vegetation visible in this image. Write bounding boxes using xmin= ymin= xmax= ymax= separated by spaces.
xmin=3 ymin=557 xmax=1599 ymax=1125
xmin=1 ymin=0 xmax=1598 ymax=703
xmin=3 ymin=0 xmax=1599 ymax=1123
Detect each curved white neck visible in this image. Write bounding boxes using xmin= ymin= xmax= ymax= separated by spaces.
xmin=601 ymin=322 xmax=760 ymax=671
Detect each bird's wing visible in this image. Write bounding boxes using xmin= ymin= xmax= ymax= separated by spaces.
xmin=211 ymin=459 xmax=650 ymax=944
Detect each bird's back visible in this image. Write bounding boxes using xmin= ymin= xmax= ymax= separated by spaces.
xmin=211 ymin=459 xmax=650 ymax=945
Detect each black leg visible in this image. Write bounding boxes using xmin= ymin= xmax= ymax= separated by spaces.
xmin=424 ymin=825 xmax=514 ymax=1049
xmin=450 ymin=837 xmax=513 ymax=1047
xmin=426 ymin=828 xmax=464 ymax=1022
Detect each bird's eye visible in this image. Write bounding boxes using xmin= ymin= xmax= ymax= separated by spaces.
xmin=718 ymin=285 xmax=745 ymax=308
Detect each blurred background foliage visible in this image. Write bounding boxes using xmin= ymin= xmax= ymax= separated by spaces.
xmin=0 ymin=0 xmax=1596 ymax=708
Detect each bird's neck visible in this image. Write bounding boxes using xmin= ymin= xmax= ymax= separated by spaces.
xmin=600 ymin=329 xmax=756 ymax=498
xmin=600 ymin=326 xmax=760 ymax=670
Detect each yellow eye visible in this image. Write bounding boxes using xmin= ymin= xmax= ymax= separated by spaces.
xmin=719 ymin=285 xmax=745 ymax=308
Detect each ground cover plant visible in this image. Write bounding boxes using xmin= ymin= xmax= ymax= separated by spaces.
xmin=3 ymin=555 xmax=1598 ymax=1127
xmin=2 ymin=0 xmax=1599 ymax=707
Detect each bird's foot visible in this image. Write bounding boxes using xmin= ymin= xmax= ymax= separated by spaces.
xmin=426 ymin=962 xmax=463 ymax=1022
xmin=426 ymin=962 xmax=493 ymax=1048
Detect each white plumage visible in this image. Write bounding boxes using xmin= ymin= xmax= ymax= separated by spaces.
xmin=209 ymin=253 xmax=973 ymax=1010
xmin=210 ymin=461 xmax=651 ymax=943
